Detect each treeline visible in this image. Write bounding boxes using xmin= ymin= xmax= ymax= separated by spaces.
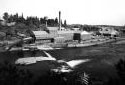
xmin=68 ymin=24 xmax=101 ymax=31
xmin=2 ymin=12 xmax=67 ymax=27
xmin=0 ymin=12 xmax=68 ymax=40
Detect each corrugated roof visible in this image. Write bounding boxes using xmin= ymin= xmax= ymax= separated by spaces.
xmin=57 ymin=30 xmax=75 ymax=34
xmin=47 ymin=27 xmax=59 ymax=30
xmin=32 ymin=31 xmax=48 ymax=36
xmin=81 ymin=31 xmax=90 ymax=35
xmin=57 ymin=30 xmax=91 ymax=34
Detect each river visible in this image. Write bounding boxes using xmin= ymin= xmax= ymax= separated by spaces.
xmin=0 ymin=40 xmax=125 ymax=84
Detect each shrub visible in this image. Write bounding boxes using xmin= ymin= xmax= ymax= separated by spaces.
xmin=0 ymin=61 xmax=33 ymax=85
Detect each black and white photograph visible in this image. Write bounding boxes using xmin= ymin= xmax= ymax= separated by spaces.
xmin=0 ymin=0 xmax=125 ymax=85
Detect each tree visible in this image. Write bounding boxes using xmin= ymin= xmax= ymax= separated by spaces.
xmin=55 ymin=17 xmax=58 ymax=25
xmin=13 ymin=13 xmax=19 ymax=22
xmin=40 ymin=18 xmax=46 ymax=24
xmin=64 ymin=20 xmax=67 ymax=27
xmin=16 ymin=13 xmax=25 ymax=23
xmin=3 ymin=12 xmax=9 ymax=22
xmin=8 ymin=14 xmax=13 ymax=22
xmin=47 ymin=19 xmax=55 ymax=26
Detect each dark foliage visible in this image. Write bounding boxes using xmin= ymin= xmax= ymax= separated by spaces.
xmin=34 ymin=70 xmax=90 ymax=85
xmin=0 ymin=62 xmax=33 ymax=85
xmin=115 ymin=59 xmax=125 ymax=84
xmin=34 ymin=71 xmax=67 ymax=85
xmin=2 ymin=12 xmax=60 ymax=28
xmin=81 ymin=25 xmax=100 ymax=31
xmin=3 ymin=12 xmax=9 ymax=22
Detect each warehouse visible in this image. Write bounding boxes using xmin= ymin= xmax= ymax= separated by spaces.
xmin=32 ymin=31 xmax=54 ymax=44
xmin=32 ymin=29 xmax=93 ymax=44
xmin=57 ymin=30 xmax=74 ymax=41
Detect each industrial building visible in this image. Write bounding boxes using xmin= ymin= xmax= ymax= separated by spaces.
xmin=32 ymin=29 xmax=92 ymax=44
xmin=32 ymin=11 xmax=93 ymax=44
xmin=99 ymin=27 xmax=119 ymax=37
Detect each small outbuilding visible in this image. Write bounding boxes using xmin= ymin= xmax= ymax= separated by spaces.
xmin=99 ymin=27 xmax=119 ymax=37
xmin=80 ymin=31 xmax=92 ymax=40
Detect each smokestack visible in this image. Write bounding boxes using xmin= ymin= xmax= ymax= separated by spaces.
xmin=59 ymin=11 xmax=61 ymax=30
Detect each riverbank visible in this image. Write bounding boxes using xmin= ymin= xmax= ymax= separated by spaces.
xmin=0 ymin=40 xmax=125 ymax=84
xmin=0 ymin=37 xmax=122 ymax=52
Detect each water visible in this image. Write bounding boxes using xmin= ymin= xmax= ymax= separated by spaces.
xmin=0 ymin=41 xmax=125 ymax=83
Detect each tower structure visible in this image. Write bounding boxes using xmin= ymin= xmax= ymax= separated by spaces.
xmin=59 ymin=11 xmax=61 ymax=30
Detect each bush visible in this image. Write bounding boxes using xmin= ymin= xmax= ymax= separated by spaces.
xmin=0 ymin=61 xmax=33 ymax=85
xmin=115 ymin=59 xmax=125 ymax=84
xmin=34 ymin=70 xmax=90 ymax=85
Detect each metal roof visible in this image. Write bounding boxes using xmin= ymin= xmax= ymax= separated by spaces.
xmin=32 ymin=31 xmax=48 ymax=36
xmin=47 ymin=27 xmax=59 ymax=30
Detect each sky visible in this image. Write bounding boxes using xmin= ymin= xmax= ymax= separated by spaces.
xmin=0 ymin=0 xmax=125 ymax=26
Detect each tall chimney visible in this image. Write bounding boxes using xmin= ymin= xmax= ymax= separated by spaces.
xmin=59 ymin=11 xmax=61 ymax=30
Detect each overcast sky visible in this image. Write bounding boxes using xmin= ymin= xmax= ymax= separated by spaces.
xmin=0 ymin=0 xmax=125 ymax=26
